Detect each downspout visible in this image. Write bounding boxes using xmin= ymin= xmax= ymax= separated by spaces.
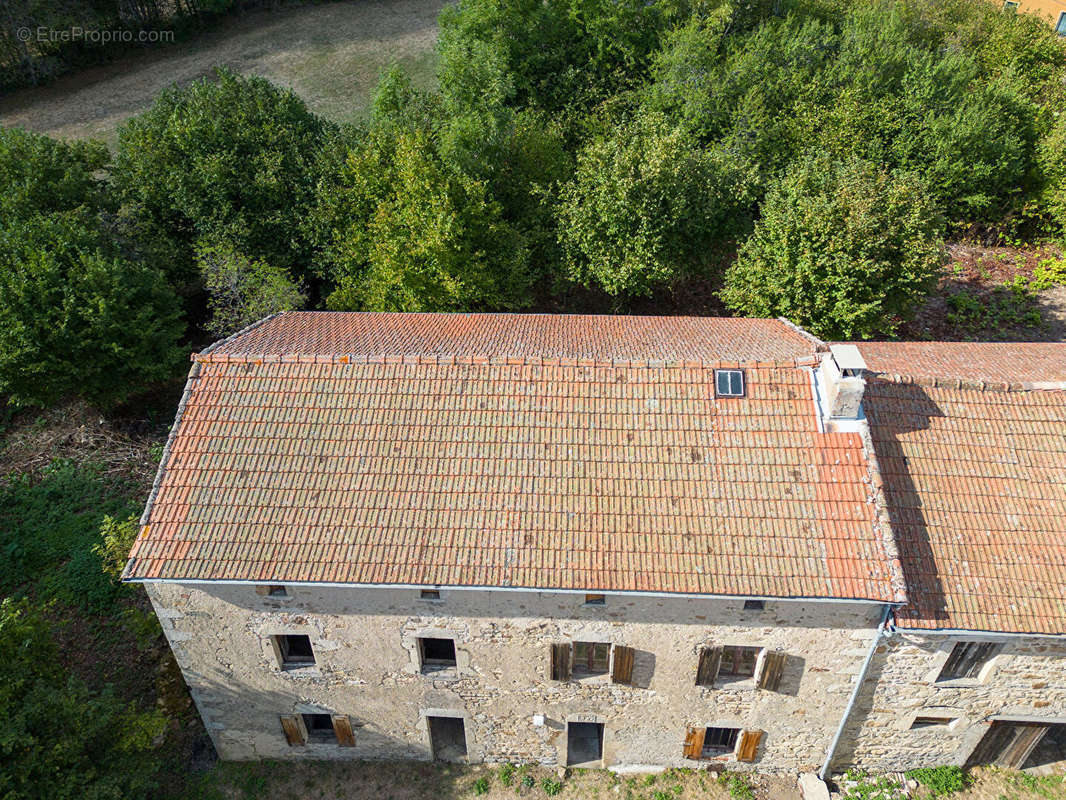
xmin=818 ymin=604 xmax=892 ymax=781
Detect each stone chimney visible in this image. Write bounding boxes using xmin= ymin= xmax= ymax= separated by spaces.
xmin=820 ymin=344 xmax=867 ymax=420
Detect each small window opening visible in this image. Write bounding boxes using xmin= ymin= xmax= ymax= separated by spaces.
xmin=420 ymin=589 xmax=442 ymax=600
xmin=1002 ymin=0 xmax=1019 ymax=10
xmin=567 ymin=721 xmax=605 ymax=765
xmin=268 ymin=585 xmax=287 ymax=597
xmin=743 ymin=600 xmax=765 ymax=611
xmin=937 ymin=641 xmax=999 ymax=681
xmin=303 ymin=713 xmax=337 ymax=743
xmin=703 ymin=727 xmax=740 ymax=756
xmin=572 ymin=642 xmax=610 ymax=677
xmin=912 ymin=716 xmax=955 ymax=729
xmin=584 ymin=594 xmax=606 ymax=606
xmin=274 ymin=634 xmax=315 ymax=669
xmin=719 ymin=645 xmax=760 ymax=680
xmin=1057 ymin=11 xmax=1066 ymax=34
xmin=715 ymin=369 xmax=745 ymax=397
xmin=428 ymin=715 xmax=467 ymax=761
xmin=419 ymin=637 xmax=457 ymax=671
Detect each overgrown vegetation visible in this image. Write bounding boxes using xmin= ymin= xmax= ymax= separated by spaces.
xmin=906 ymin=766 xmax=970 ymax=797
xmin=2 ymin=0 xmax=1065 ymax=410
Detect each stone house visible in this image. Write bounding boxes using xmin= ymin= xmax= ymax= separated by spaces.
xmin=123 ymin=313 xmax=1065 ymax=772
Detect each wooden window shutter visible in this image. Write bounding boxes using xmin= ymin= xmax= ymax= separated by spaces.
xmin=332 ymin=715 xmax=356 ymax=747
xmin=255 ymin=585 xmax=270 ymax=595
xmin=550 ymin=643 xmax=572 ymax=681
xmin=611 ymin=645 xmax=636 ymax=685
xmin=280 ymin=715 xmax=306 ymax=747
xmin=756 ymin=650 xmax=786 ymax=691
xmin=696 ymin=646 xmax=722 ymax=686
xmin=735 ymin=729 xmax=763 ymax=762
xmin=682 ymin=726 xmax=706 ymax=760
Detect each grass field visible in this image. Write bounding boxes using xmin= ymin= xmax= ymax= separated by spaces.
xmin=0 ymin=0 xmax=446 ymax=150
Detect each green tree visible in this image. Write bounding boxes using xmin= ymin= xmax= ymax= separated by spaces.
xmin=197 ymin=239 xmax=307 ymax=336
xmin=0 ymin=598 xmax=166 ymax=800
xmin=0 ymin=127 xmax=109 ymax=220
xmin=112 ymin=68 xmax=331 ymax=290
xmin=722 ymin=158 xmax=944 ymax=339
xmin=0 ymin=215 xmax=184 ymax=408
xmin=557 ymin=116 xmax=749 ymax=296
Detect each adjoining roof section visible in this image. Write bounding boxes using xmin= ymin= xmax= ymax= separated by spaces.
xmin=203 ymin=312 xmax=823 ymax=365
xmin=855 ymin=341 xmax=1066 ymax=387
xmin=856 ymin=342 xmax=1066 ymax=636
xmin=124 ymin=313 xmax=903 ymax=603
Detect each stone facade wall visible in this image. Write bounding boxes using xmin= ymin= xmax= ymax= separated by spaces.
xmin=146 ymin=583 xmax=884 ymax=769
xmin=837 ymin=630 xmax=1066 ymax=771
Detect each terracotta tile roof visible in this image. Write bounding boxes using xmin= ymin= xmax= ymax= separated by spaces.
xmin=204 ymin=312 xmax=822 ymax=364
xmin=854 ymin=342 xmax=1066 ymax=386
xmin=124 ymin=313 xmax=903 ymax=601
xmin=862 ymin=357 xmax=1066 ymax=634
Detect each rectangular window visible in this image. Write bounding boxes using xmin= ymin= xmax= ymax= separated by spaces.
xmin=1002 ymin=0 xmax=1019 ymax=10
xmin=572 ymin=642 xmax=610 ymax=677
xmin=268 ymin=585 xmax=287 ymax=597
xmin=743 ymin=600 xmax=765 ymax=611
xmin=303 ymin=713 xmax=338 ymax=743
xmin=420 ymin=589 xmax=442 ymax=600
xmin=419 ymin=637 xmax=457 ymax=671
xmin=715 ymin=369 xmax=745 ymax=397
xmin=584 ymin=594 xmax=606 ymax=606
xmin=1057 ymin=11 xmax=1066 ymax=34
xmin=274 ymin=634 xmax=315 ymax=669
xmin=719 ymin=645 xmax=760 ymax=680
xmin=938 ymin=641 xmax=999 ymax=681
xmin=703 ymin=727 xmax=740 ymax=756
xmin=912 ymin=716 xmax=955 ymax=729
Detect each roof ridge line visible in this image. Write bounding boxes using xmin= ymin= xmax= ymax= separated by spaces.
xmin=192 ymin=352 xmax=823 ymax=369
xmin=867 ymin=374 xmax=1066 ymax=392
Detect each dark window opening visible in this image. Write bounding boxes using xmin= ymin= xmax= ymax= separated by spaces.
xmin=303 ymin=713 xmax=336 ymax=743
xmin=912 ymin=716 xmax=955 ymax=729
xmin=584 ymin=594 xmax=606 ymax=606
xmin=419 ymin=637 xmax=457 ymax=671
xmin=743 ymin=600 xmax=765 ymax=611
xmin=715 ymin=369 xmax=745 ymax=397
xmin=572 ymin=642 xmax=610 ymax=677
xmin=420 ymin=589 xmax=441 ymax=600
xmin=1058 ymin=11 xmax=1066 ymax=35
xmin=275 ymin=634 xmax=315 ymax=668
xmin=938 ymin=642 xmax=999 ymax=681
xmin=567 ymin=722 xmax=604 ymax=765
xmin=268 ymin=585 xmax=287 ymax=597
xmin=703 ymin=727 xmax=740 ymax=756
xmin=428 ymin=715 xmax=467 ymax=761
xmin=719 ymin=646 xmax=760 ymax=679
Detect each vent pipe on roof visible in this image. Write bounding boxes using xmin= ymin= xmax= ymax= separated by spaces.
xmin=820 ymin=345 xmax=867 ymax=420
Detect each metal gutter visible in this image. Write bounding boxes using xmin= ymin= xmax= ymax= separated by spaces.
xmin=819 ymin=603 xmax=892 ymax=781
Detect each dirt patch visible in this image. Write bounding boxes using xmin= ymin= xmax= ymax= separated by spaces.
xmin=900 ymin=243 xmax=1066 ymax=342
xmin=0 ymin=0 xmax=446 ymax=149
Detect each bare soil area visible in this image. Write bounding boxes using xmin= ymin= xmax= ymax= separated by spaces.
xmin=0 ymin=0 xmax=445 ymax=149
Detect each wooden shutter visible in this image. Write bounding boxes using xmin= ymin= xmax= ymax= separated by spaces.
xmin=696 ymin=646 xmax=722 ymax=686
xmin=255 ymin=585 xmax=270 ymax=595
xmin=756 ymin=650 xmax=786 ymax=691
xmin=682 ymin=726 xmax=706 ymax=760
xmin=331 ymin=715 xmax=356 ymax=747
xmin=735 ymin=729 xmax=763 ymax=762
xmin=280 ymin=714 xmax=306 ymax=746
xmin=550 ymin=643 xmax=572 ymax=681
xmin=612 ymin=645 xmax=636 ymax=685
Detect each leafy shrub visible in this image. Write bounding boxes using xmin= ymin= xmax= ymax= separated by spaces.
xmin=473 ymin=775 xmax=490 ymax=795
xmin=718 ymin=772 xmax=755 ymax=800
xmin=498 ymin=762 xmax=516 ymax=786
xmin=0 ymin=127 xmax=109 ymax=221
xmin=542 ymin=777 xmax=563 ymax=795
xmin=0 ymin=214 xmax=185 ymax=408
xmin=905 ymin=766 xmax=969 ymax=797
xmin=840 ymin=770 xmax=906 ymax=800
xmin=0 ymin=597 xmax=167 ymax=800
xmin=198 ymin=240 xmax=307 ymax=336
xmin=93 ymin=514 xmax=140 ymax=582
xmin=722 ymin=157 xmax=944 ymax=339
xmin=112 ymin=68 xmax=331 ymax=289
xmin=558 ymin=116 xmax=749 ymax=297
